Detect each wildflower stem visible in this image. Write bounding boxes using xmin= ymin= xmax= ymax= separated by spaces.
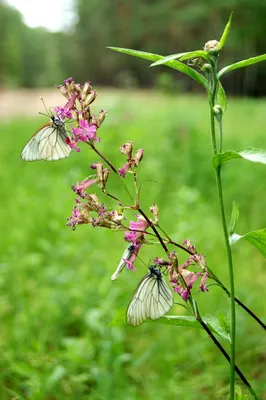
xmin=89 ymin=142 xmax=134 ymax=202
xmin=89 ymin=142 xmax=118 ymax=173
xmin=216 ymin=165 xmax=236 ymax=399
xmin=165 ymin=237 xmax=196 ymax=256
xmin=208 ymin=60 xmax=236 ymax=399
xmin=197 ymin=316 xmax=258 ymax=400
xmin=218 ymin=119 xmax=223 ymax=153
xmin=137 ymin=208 xmax=169 ymax=254
xmin=209 ymin=271 xmax=266 ymax=331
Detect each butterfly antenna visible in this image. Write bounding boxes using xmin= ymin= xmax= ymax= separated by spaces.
xmin=40 ymin=97 xmax=51 ymax=117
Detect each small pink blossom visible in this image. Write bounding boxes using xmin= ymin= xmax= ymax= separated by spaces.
xmin=199 ymin=272 xmax=208 ymax=292
xmin=122 ymin=258 xmax=136 ymax=272
xmin=54 ymin=106 xmax=72 ymax=120
xmin=71 ymin=120 xmax=99 ymax=142
xmin=124 ymin=215 xmax=150 ymax=244
xmin=124 ymin=231 xmax=137 ymax=242
xmin=129 ymin=215 xmax=150 ymax=232
xmin=71 ymin=178 xmax=98 ymax=198
xmin=118 ymin=162 xmax=131 ymax=178
xmin=66 ymin=137 xmax=80 ymax=152
xmin=67 ymin=205 xmax=87 ymax=231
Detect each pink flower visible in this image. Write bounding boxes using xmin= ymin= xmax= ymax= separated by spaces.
xmin=181 ymin=288 xmax=191 ymax=301
xmin=122 ymin=258 xmax=136 ymax=272
xmin=129 ymin=216 xmax=150 ymax=232
xmin=71 ymin=120 xmax=99 ymax=142
xmin=53 ymin=106 xmax=72 ymax=120
xmin=124 ymin=231 xmax=137 ymax=242
xmin=66 ymin=137 xmax=80 ymax=152
xmin=118 ymin=162 xmax=131 ymax=178
xmin=67 ymin=205 xmax=86 ymax=231
xmin=71 ymin=178 xmax=98 ymax=198
xmin=124 ymin=215 xmax=150 ymax=243
xmin=199 ymin=272 xmax=208 ymax=292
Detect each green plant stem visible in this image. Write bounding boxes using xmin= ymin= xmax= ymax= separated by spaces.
xmin=198 ymin=317 xmax=258 ymax=400
xmin=208 ymin=62 xmax=236 ymax=399
xmin=191 ymin=300 xmax=258 ymax=399
xmin=207 ymin=267 xmax=266 ymax=331
xmin=218 ymin=119 xmax=223 ymax=153
xmin=216 ymin=165 xmax=236 ymax=399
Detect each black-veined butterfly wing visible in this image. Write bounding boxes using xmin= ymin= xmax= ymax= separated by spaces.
xmin=21 ymin=117 xmax=71 ymax=161
xmin=126 ymin=266 xmax=174 ymax=326
xmin=111 ymin=244 xmax=136 ymax=281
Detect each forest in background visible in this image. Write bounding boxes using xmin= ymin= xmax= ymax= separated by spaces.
xmin=1 ymin=0 xmax=266 ymax=95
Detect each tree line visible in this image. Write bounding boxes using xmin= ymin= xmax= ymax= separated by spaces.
xmin=1 ymin=0 xmax=266 ymax=95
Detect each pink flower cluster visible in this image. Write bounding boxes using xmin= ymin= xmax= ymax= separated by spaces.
xmin=170 ymin=253 xmax=209 ymax=302
xmin=55 ymin=78 xmax=107 ymax=152
xmin=124 ymin=214 xmax=150 ymax=244
xmin=118 ymin=142 xmax=144 ymax=178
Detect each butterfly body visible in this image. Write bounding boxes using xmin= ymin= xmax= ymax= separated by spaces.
xmin=21 ymin=116 xmax=71 ymax=161
xmin=126 ymin=265 xmax=174 ymax=326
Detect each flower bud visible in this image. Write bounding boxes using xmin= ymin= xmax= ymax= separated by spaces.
xmin=95 ymin=161 xmax=104 ymax=181
xmin=204 ymin=40 xmax=220 ymax=53
xmin=84 ymin=90 xmax=97 ymax=107
xmin=102 ymin=168 xmax=110 ymax=189
xmin=134 ymin=149 xmax=144 ymax=166
xmin=201 ymin=63 xmax=212 ymax=73
xmin=183 ymin=239 xmax=197 ymax=254
xmin=57 ymin=85 xmax=70 ymax=99
xmin=82 ymin=81 xmax=92 ymax=100
xmin=120 ymin=142 xmax=133 ymax=160
xmin=65 ymin=77 xmax=75 ymax=94
xmin=213 ymin=104 xmax=223 ymax=122
xmin=150 ymin=203 xmax=159 ymax=223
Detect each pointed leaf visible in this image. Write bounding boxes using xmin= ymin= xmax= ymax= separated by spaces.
xmin=217 ymin=82 xmax=227 ymax=112
xmin=203 ymin=315 xmax=231 ymax=342
xmin=213 ymin=148 xmax=266 ymax=169
xmin=151 ymin=50 xmax=209 ymax=66
xmin=150 ymin=315 xmax=230 ymax=341
xmin=217 ymin=312 xmax=231 ymax=337
xmin=218 ymin=13 xmax=233 ymax=51
xmin=231 ymin=228 xmax=266 ymax=258
xmin=218 ymin=54 xmax=266 ymax=78
xmin=243 ymin=229 xmax=266 ymax=258
xmin=228 ymin=201 xmax=239 ymax=236
xmin=108 ymin=47 xmax=207 ymax=88
xmin=179 ymin=50 xmax=210 ymax=62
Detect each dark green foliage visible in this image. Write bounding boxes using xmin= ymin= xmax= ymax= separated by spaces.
xmin=2 ymin=0 xmax=266 ymax=94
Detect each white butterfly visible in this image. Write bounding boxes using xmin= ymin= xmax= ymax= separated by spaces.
xmin=21 ymin=116 xmax=71 ymax=161
xmin=126 ymin=265 xmax=174 ymax=327
xmin=111 ymin=244 xmax=137 ymax=281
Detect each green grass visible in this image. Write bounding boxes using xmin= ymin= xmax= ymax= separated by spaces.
xmin=1 ymin=90 xmax=266 ymax=399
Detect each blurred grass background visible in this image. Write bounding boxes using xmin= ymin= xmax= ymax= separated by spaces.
xmin=1 ymin=89 xmax=266 ymax=399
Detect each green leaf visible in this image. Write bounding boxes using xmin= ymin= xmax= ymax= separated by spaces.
xmin=217 ymin=82 xmax=227 ymax=112
xmin=150 ymin=50 xmax=209 ymax=66
xmin=150 ymin=315 xmax=230 ymax=341
xmin=108 ymin=47 xmax=207 ymax=88
xmin=203 ymin=315 xmax=231 ymax=342
xmin=218 ymin=13 xmax=233 ymax=51
xmin=213 ymin=147 xmax=266 ymax=169
xmin=228 ymin=201 xmax=239 ymax=236
xmin=217 ymin=312 xmax=231 ymax=337
xmin=231 ymin=228 xmax=266 ymax=258
xmin=243 ymin=229 xmax=266 ymax=258
xmin=218 ymin=53 xmax=266 ymax=78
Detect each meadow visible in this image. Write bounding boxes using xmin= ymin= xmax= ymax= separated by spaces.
xmin=1 ymin=89 xmax=266 ymax=399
